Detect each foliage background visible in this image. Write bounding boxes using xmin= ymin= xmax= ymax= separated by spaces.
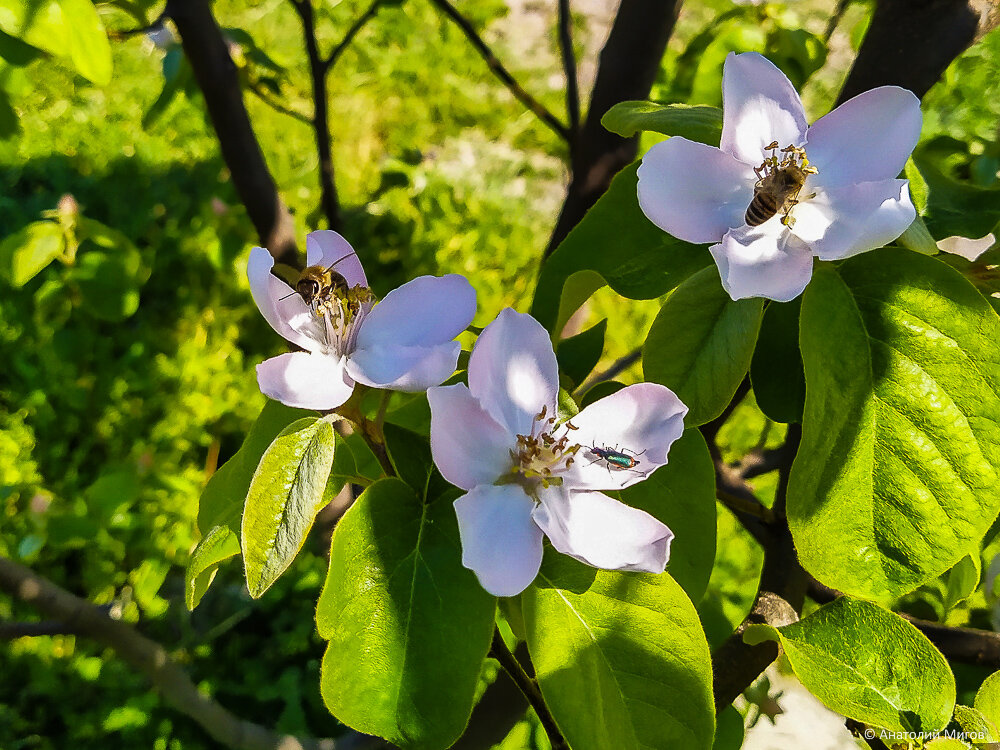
xmin=1 ymin=0 xmax=999 ymax=747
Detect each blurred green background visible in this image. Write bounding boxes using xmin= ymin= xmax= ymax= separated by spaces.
xmin=1 ymin=0 xmax=999 ymax=747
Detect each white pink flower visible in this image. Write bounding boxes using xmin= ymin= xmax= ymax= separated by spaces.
xmin=428 ymin=308 xmax=687 ymax=596
xmin=249 ymin=230 xmax=475 ymax=410
xmin=638 ymin=52 xmax=922 ymax=301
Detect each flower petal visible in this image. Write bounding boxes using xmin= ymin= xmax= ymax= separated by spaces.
xmin=468 ymin=308 xmax=558 ymax=436
xmin=720 ymin=52 xmax=809 ymax=167
xmin=305 ymin=230 xmax=367 ymax=288
xmin=247 ymin=247 xmax=322 ymax=352
xmin=256 ymin=351 xmax=354 ymax=410
xmin=937 ymin=233 xmax=996 ymax=261
xmin=533 ymin=488 xmax=672 ymax=573
xmin=790 ymin=179 xmax=915 ymax=260
xmin=356 ymin=274 xmax=476 ymax=350
xmin=638 ymin=137 xmax=756 ymax=243
xmin=347 ymin=341 xmax=461 ymax=391
xmin=805 ymin=87 xmax=921 ymax=188
xmin=454 ymin=485 xmax=544 ymax=596
xmin=710 ymin=223 xmax=815 ymax=301
xmin=561 ymin=383 xmax=688 ymax=491
xmin=428 ymin=384 xmax=515 ymax=491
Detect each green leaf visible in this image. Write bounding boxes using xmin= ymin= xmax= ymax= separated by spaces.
xmin=317 ymin=478 xmax=496 ymax=749
xmin=643 ymin=266 xmax=764 ymax=426
xmin=557 ymin=319 xmax=606 ymax=390
xmin=69 ymin=242 xmax=150 ymax=321
xmin=600 ymin=102 xmax=723 ymax=144
xmin=750 ymin=298 xmax=805 ymax=424
xmin=0 ymin=0 xmax=111 ymax=84
xmin=242 ymin=416 xmax=337 ymax=598
xmin=523 ymin=554 xmax=715 ymax=750
xmin=382 ymin=421 xmax=447 ymax=499
xmin=925 ymin=739 xmax=972 ymax=749
xmin=580 ymin=380 xmax=625 ymax=408
xmin=952 ymin=704 xmax=999 ymax=742
xmin=914 ymin=145 xmax=1000 ymax=239
xmin=618 ymin=429 xmax=717 ymax=603
xmin=789 ymin=250 xmax=1000 ymax=599
xmin=198 ymin=400 xmax=314 ymax=534
xmin=531 ymin=162 xmax=710 ymax=332
xmin=896 ymin=214 xmax=939 ymax=256
xmin=56 ymin=0 xmax=112 ymax=85
xmin=712 ymin=705 xmax=744 ymax=750
xmin=184 ymin=525 xmax=240 ymax=611
xmin=0 ymin=88 xmax=16 ymax=138
xmin=743 ymin=597 xmax=955 ymax=733
xmin=0 ymin=220 xmax=64 ymax=287
xmin=974 ymin=670 xmax=1000 ymax=727
xmin=944 ymin=554 xmax=981 ymax=612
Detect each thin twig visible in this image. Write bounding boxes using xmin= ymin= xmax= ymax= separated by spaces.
xmin=823 ymin=0 xmax=852 ymax=42
xmin=290 ymin=0 xmax=342 ymax=229
xmin=325 ymin=0 xmax=385 ymax=71
xmin=109 ymin=10 xmax=169 ymax=40
xmin=0 ymin=555 xmax=338 ymax=750
xmin=427 ymin=0 xmax=570 ymax=142
xmin=489 ymin=629 xmax=568 ymax=750
xmin=245 ymin=79 xmax=314 ymax=125
xmin=556 ymin=0 xmax=580 ymax=152
xmin=575 ymin=347 xmax=641 ymax=395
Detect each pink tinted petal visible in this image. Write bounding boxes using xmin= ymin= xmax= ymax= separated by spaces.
xmin=791 ymin=180 xmax=915 ymax=260
xmin=256 ymin=351 xmax=354 ymax=410
xmin=638 ymin=137 xmax=756 ymax=243
xmin=938 ymin=233 xmax=996 ymax=261
xmin=562 ymin=383 xmax=688 ymax=491
xmin=428 ymin=384 xmax=515 ymax=491
xmin=356 ymin=275 xmax=475 ymax=350
xmin=721 ymin=52 xmax=809 ymax=167
xmin=533 ymin=488 xmax=672 ymax=573
xmin=347 ymin=341 xmax=460 ymax=391
xmin=247 ymin=247 xmax=321 ymax=352
xmin=805 ymin=87 xmax=921 ymax=188
xmin=455 ymin=485 xmax=544 ymax=596
xmin=711 ymin=223 xmax=815 ymax=302
xmin=468 ymin=308 xmax=558 ymax=436
xmin=305 ymin=230 xmax=367 ymax=288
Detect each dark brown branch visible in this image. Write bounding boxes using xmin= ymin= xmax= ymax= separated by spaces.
xmin=427 ymin=0 xmax=570 ymax=142
xmin=246 ymin=79 xmax=314 ymax=125
xmin=325 ymin=0 xmax=385 ymax=71
xmin=291 ymin=0 xmax=342 ymax=230
xmin=0 ymin=555 xmax=337 ymax=750
xmin=167 ymin=0 xmax=298 ymax=263
xmin=544 ymin=0 xmax=681 ymax=257
xmin=837 ymin=0 xmax=980 ymax=103
xmin=0 ymin=619 xmax=79 ymax=638
xmin=556 ymin=0 xmax=581 ymax=153
xmin=823 ymin=0 xmax=851 ymax=42
xmin=489 ymin=629 xmax=568 ymax=750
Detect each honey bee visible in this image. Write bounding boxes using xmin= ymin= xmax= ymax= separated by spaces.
xmin=745 ymin=142 xmax=817 ymax=228
xmin=282 ymin=251 xmax=357 ymax=311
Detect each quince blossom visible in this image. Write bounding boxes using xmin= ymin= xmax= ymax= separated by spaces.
xmin=428 ymin=308 xmax=686 ymax=596
xmin=638 ymin=52 xmax=922 ymax=301
xmin=249 ymin=230 xmax=475 ymax=410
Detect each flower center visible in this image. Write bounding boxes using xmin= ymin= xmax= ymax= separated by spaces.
xmin=504 ymin=405 xmax=582 ymax=493
xmin=746 ymin=141 xmax=818 ymax=228
xmin=312 ymin=285 xmax=375 ymax=357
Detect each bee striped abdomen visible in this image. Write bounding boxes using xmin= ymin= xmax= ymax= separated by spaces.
xmin=745 ymin=190 xmax=780 ymax=227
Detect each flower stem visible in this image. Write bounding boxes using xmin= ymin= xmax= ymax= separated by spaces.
xmin=335 ymin=389 xmax=396 ymax=478
xmin=489 ymin=628 xmax=568 ymax=750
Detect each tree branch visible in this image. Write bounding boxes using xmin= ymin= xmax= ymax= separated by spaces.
xmin=556 ymin=0 xmax=581 ymax=154
xmin=0 ymin=555 xmax=338 ymax=750
xmin=427 ymin=0 xmax=570 ymax=142
xmin=291 ymin=0 xmax=342 ymax=230
xmin=544 ymin=0 xmax=681 ymax=257
xmin=489 ymin=629 xmax=568 ymax=750
xmin=325 ymin=0 xmax=385 ymax=71
xmin=0 ymin=619 xmax=79 ymax=638
xmin=837 ymin=0 xmax=981 ymax=103
xmin=166 ymin=0 xmax=298 ymax=263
